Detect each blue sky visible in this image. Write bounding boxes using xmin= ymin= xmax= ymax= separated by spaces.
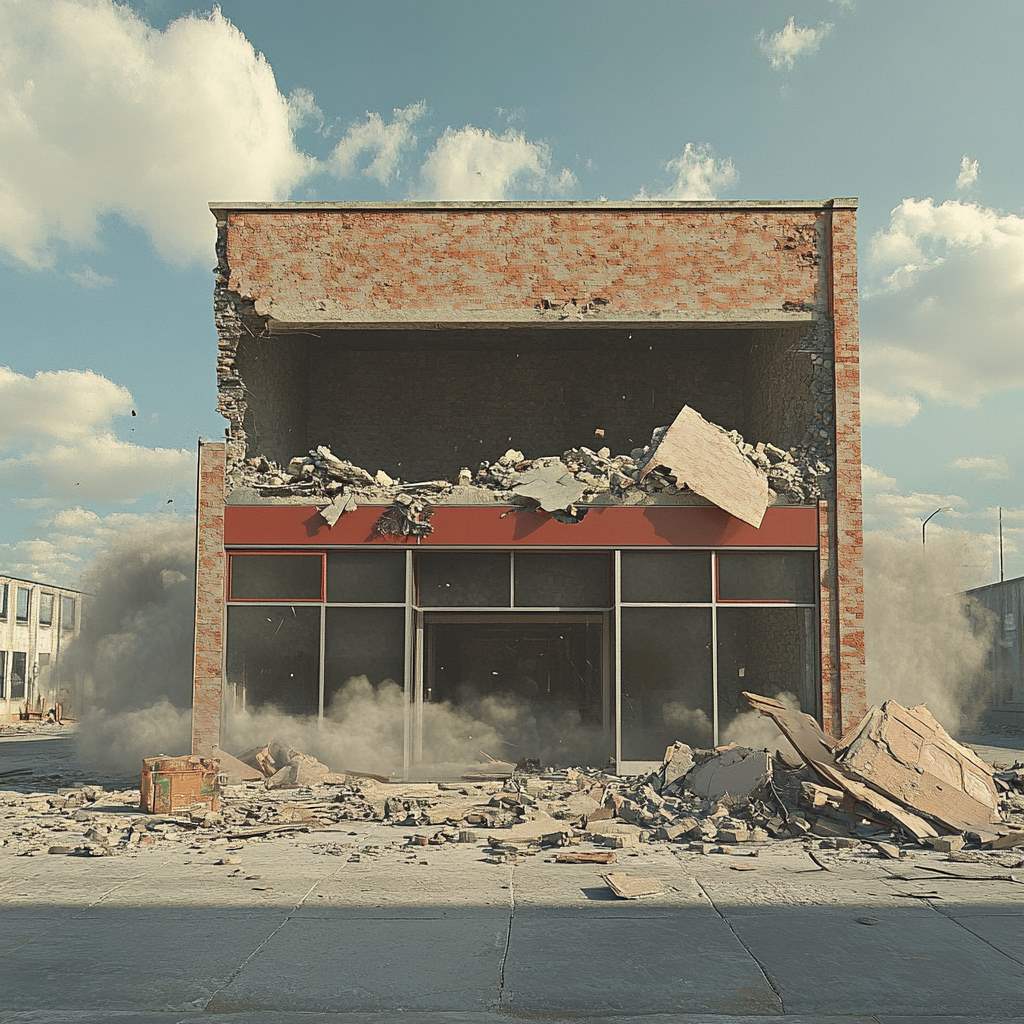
xmin=1 ymin=0 xmax=1022 ymax=587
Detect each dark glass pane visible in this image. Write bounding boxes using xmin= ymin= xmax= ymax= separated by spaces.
xmin=324 ymin=607 xmax=406 ymax=710
xmin=416 ymin=552 xmax=510 ymax=607
xmin=327 ymin=550 xmax=405 ymax=603
xmin=60 ymin=596 xmax=76 ymax=631
xmin=717 ymin=552 xmax=816 ymax=603
xmin=620 ymin=551 xmax=711 ymax=603
xmin=225 ymin=605 xmax=321 ymax=715
xmin=716 ymin=607 xmax=818 ymax=739
xmin=16 ymin=588 xmax=29 ymax=622
xmin=39 ymin=593 xmax=54 ymax=625
xmin=0 ymin=652 xmax=6 ymax=698
xmin=230 ymin=554 xmax=322 ymax=600
xmin=514 ymin=553 xmax=611 ymax=607
xmin=10 ymin=652 xmax=27 ymax=700
xmin=620 ymin=607 xmax=713 ymax=757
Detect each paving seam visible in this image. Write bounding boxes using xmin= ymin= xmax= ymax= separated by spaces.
xmin=201 ymin=853 xmax=349 ymax=1011
xmin=926 ymin=897 xmax=1024 ymax=970
xmin=495 ymin=859 xmax=516 ymax=1011
xmin=691 ymin=876 xmax=786 ymax=1015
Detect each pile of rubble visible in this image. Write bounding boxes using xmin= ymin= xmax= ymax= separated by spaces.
xmin=237 ymin=404 xmax=831 ymax=535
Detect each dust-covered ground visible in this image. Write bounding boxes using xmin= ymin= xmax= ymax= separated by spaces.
xmin=3 ymin=728 xmax=1024 ymax=1023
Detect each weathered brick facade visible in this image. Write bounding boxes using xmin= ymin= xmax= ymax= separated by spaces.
xmin=192 ymin=200 xmax=865 ymax=756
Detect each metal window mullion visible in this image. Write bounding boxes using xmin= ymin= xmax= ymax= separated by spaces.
xmin=317 ymin=604 xmax=326 ymax=724
xmin=509 ymin=550 xmax=516 ymax=608
xmin=711 ymin=551 xmax=719 ymax=747
xmin=403 ymin=550 xmax=413 ymax=774
xmin=614 ymin=549 xmax=622 ymax=768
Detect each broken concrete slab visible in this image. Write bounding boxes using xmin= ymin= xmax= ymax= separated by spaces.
xmin=638 ymin=405 xmax=770 ymax=528
xmin=211 ymin=746 xmax=264 ymax=784
xmin=602 ymin=872 xmax=663 ymax=899
xmin=686 ymin=747 xmax=771 ymax=801
xmin=658 ymin=741 xmax=695 ymax=792
xmin=836 ymin=701 xmax=1000 ymax=832
xmin=555 ymin=850 xmax=616 ymax=864
xmin=511 ymin=459 xmax=588 ymax=513
xmin=318 ymin=490 xmax=357 ymax=527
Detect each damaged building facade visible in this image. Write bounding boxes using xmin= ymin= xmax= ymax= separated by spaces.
xmin=191 ymin=200 xmax=864 ymax=775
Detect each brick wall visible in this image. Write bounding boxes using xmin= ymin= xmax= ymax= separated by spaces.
xmin=191 ymin=441 xmax=226 ymax=756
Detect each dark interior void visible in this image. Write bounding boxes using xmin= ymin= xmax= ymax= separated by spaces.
xmin=324 ymin=607 xmax=405 ymax=708
xmin=225 ymin=606 xmax=320 ymax=715
xmin=424 ymin=616 xmax=609 ymax=766
xmin=620 ymin=607 xmax=714 ymax=758
xmin=716 ymin=606 xmax=819 ymax=733
xmin=235 ymin=324 xmax=816 ymax=479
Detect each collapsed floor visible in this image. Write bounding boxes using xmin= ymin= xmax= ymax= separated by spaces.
xmin=235 ymin=403 xmax=831 ymax=536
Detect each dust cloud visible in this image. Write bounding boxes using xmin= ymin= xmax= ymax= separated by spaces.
xmin=864 ymin=533 xmax=994 ymax=732
xmin=67 ymin=521 xmax=195 ymax=775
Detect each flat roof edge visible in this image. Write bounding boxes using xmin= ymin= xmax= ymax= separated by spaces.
xmin=209 ymin=198 xmax=858 ymax=215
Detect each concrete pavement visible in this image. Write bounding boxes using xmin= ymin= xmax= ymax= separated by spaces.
xmin=2 ymin=827 xmax=1024 ymax=1023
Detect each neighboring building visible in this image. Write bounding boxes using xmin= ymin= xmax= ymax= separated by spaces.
xmin=191 ymin=199 xmax=864 ymax=774
xmin=965 ymin=576 xmax=1024 ymax=723
xmin=0 ymin=574 xmax=84 ymax=720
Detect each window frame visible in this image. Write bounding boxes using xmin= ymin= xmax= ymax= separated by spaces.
xmin=227 ymin=550 xmax=327 ymax=603
xmin=39 ymin=592 xmax=54 ymax=627
xmin=0 ymin=582 xmax=8 ymax=620
xmin=15 ymin=587 xmax=30 ymax=624
xmin=0 ymin=651 xmax=6 ymax=699
xmin=9 ymin=651 xmax=27 ymax=701
xmin=60 ymin=595 xmax=77 ymax=632
xmin=713 ymin=550 xmax=818 ymax=606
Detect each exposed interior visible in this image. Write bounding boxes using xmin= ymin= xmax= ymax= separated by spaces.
xmin=234 ymin=325 xmax=817 ymax=480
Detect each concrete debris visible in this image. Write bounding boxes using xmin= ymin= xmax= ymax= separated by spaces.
xmin=638 ymin=405 xmax=771 ymax=528
xmin=745 ymin=691 xmax=1024 ymax=848
xmin=602 ymin=872 xmax=663 ymax=899
xmin=237 ymin=404 xmax=831 ymax=531
xmin=686 ymin=747 xmax=772 ymax=801
xmin=511 ymin=459 xmax=589 ymax=515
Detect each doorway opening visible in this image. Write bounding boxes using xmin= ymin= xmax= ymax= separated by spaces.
xmin=418 ymin=613 xmax=611 ymax=769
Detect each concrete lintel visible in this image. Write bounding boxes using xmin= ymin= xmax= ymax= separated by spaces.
xmin=209 ymin=198 xmax=858 ymax=215
xmin=264 ymin=310 xmax=820 ymax=332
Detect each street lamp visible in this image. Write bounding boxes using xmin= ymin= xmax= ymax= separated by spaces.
xmin=922 ymin=506 xmax=953 ymax=546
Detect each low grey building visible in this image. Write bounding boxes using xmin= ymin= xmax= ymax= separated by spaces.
xmin=965 ymin=576 xmax=1024 ymax=725
xmin=0 ymin=574 xmax=84 ymax=720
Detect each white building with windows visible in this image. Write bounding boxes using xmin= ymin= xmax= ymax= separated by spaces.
xmin=0 ymin=575 xmax=84 ymax=720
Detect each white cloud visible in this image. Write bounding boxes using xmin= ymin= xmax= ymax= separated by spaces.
xmin=0 ymin=1 xmax=314 ymax=268
xmin=864 ymin=198 xmax=1024 ymax=420
xmin=0 ymin=367 xmax=131 ymax=445
xmin=68 ymin=266 xmax=114 ymax=289
xmin=950 ymin=455 xmax=1010 ymax=479
xmin=861 ymin=464 xmax=897 ymax=490
xmin=413 ymin=126 xmax=575 ymax=200
xmin=636 ymin=143 xmax=738 ymax=200
xmin=330 ymin=101 xmax=426 ymax=185
xmin=758 ymin=17 xmax=833 ymax=70
xmin=956 ymin=154 xmax=979 ymax=191
xmin=860 ymin=386 xmax=921 ymax=427
xmin=286 ymin=87 xmax=323 ymax=132
xmin=0 ymin=365 xmax=193 ymax=502
xmin=0 ymin=506 xmax=187 ymax=584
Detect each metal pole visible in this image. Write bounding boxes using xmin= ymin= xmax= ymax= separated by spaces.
xmin=999 ymin=506 xmax=1005 ymax=582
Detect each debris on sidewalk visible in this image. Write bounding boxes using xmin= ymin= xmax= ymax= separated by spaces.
xmin=603 ymin=872 xmax=664 ymax=899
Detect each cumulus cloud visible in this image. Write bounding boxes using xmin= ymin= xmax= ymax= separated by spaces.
xmin=758 ymin=17 xmax=833 ymax=70
xmin=861 ymin=464 xmax=897 ymax=490
xmin=863 ymin=197 xmax=1024 ymax=421
xmin=0 ymin=506 xmax=187 ymax=584
xmin=860 ymin=386 xmax=921 ymax=427
xmin=956 ymin=154 xmax=979 ymax=191
xmin=950 ymin=455 xmax=1010 ymax=479
xmin=413 ymin=126 xmax=575 ymax=200
xmin=0 ymin=1 xmax=314 ymax=268
xmin=636 ymin=143 xmax=738 ymax=200
xmin=329 ymin=101 xmax=426 ymax=185
xmin=0 ymin=366 xmax=193 ymax=502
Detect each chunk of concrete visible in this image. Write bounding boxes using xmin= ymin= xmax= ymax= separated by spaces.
xmin=659 ymin=741 xmax=696 ymax=792
xmin=639 ymin=406 xmax=770 ymax=528
xmin=686 ymin=747 xmax=772 ymax=801
xmin=511 ymin=460 xmax=587 ymax=513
